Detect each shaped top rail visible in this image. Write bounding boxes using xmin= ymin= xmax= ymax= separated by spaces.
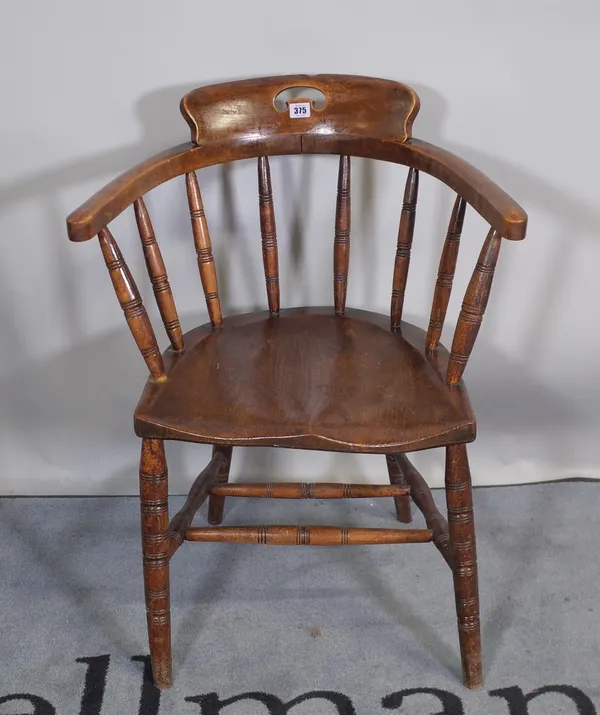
xmin=66 ymin=74 xmax=527 ymax=243
xmin=180 ymin=74 xmax=420 ymax=146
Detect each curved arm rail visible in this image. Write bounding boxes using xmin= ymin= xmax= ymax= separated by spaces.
xmin=66 ymin=136 xmax=527 ymax=243
xmin=408 ymin=139 xmax=527 ymax=240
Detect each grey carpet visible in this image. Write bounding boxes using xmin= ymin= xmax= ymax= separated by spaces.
xmin=1 ymin=482 xmax=599 ymax=714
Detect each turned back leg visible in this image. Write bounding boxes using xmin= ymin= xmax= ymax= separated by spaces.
xmin=385 ymin=454 xmax=412 ymax=523
xmin=208 ymin=445 xmax=233 ymax=525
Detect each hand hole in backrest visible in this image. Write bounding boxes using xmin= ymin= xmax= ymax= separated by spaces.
xmin=273 ymin=86 xmax=326 ymax=112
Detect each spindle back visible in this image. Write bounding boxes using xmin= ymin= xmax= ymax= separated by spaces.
xmin=67 ymin=75 xmax=527 ymax=386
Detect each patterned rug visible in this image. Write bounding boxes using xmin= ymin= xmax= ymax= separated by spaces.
xmin=1 ymin=482 xmax=599 ymax=714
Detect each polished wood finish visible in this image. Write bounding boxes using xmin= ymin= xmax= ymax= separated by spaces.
xmin=207 ymin=445 xmax=233 ymax=526
xmin=385 ymin=454 xmax=412 ymax=523
xmin=333 ymin=156 xmax=351 ymax=315
xmin=67 ymin=75 xmax=528 ymax=690
xmin=258 ymin=157 xmax=280 ymax=315
xmin=427 ymin=195 xmax=466 ymax=351
xmin=186 ymin=171 xmax=222 ymax=329
xmin=67 ymin=140 xmax=527 ymax=245
xmin=168 ymin=451 xmax=226 ymax=552
xmin=185 ymin=525 xmax=432 ymax=546
xmin=391 ymin=168 xmax=419 ymax=329
xmin=98 ymin=228 xmax=165 ymax=380
xmin=447 ymin=228 xmax=501 ymax=385
xmin=133 ymin=308 xmax=475 ymax=452
xmin=306 ymin=136 xmax=527 ymax=241
xmin=180 ymin=75 xmax=420 ymax=146
xmin=210 ymin=482 xmax=410 ymax=499
xmin=139 ymin=438 xmax=171 ymax=689
xmin=134 ymin=198 xmax=183 ymax=352
xmin=445 ymin=443 xmax=481 ymax=689
xmin=391 ymin=454 xmax=451 ymax=567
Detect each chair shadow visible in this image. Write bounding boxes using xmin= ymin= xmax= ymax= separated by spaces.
xmin=410 ymin=83 xmax=600 ymax=361
xmin=0 ymin=77 xmax=596 ymax=676
xmin=0 ymin=307 xmax=586 ymax=493
xmin=0 ymin=478 xmax=145 ymax=658
xmin=1 ymin=77 xmax=592 ymax=390
xmin=1 ymin=77 xmax=595 ymax=363
xmin=0 ymin=315 xmax=585 ymax=673
xmin=475 ymin=483 xmax=558 ymax=679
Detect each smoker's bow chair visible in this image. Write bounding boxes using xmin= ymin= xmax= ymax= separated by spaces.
xmin=67 ymin=75 xmax=527 ymax=689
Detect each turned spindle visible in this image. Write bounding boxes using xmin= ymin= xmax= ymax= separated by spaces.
xmin=391 ymin=168 xmax=419 ymax=329
xmin=98 ymin=227 xmax=165 ymax=380
xmin=447 ymin=228 xmax=501 ymax=384
xmin=134 ymin=197 xmax=183 ymax=352
xmin=333 ymin=155 xmax=351 ymax=315
xmin=186 ymin=171 xmax=223 ymax=329
xmin=426 ymin=195 xmax=466 ymax=351
xmin=258 ymin=156 xmax=280 ymax=315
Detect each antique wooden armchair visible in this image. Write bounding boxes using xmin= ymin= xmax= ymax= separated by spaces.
xmin=66 ymin=75 xmax=527 ymax=690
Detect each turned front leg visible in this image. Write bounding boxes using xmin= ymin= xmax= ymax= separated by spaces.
xmin=139 ymin=438 xmax=172 ymax=689
xmin=445 ymin=443 xmax=482 ymax=689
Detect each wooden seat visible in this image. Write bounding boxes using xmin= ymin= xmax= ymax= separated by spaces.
xmin=67 ymin=74 xmax=527 ymax=691
xmin=135 ymin=308 xmax=475 ymax=451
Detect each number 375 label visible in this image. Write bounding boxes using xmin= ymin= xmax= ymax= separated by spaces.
xmin=289 ymin=101 xmax=311 ymax=118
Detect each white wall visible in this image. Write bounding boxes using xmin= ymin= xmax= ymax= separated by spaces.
xmin=0 ymin=0 xmax=598 ymax=494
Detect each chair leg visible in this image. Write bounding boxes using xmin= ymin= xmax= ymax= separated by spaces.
xmin=139 ymin=438 xmax=172 ymax=689
xmin=445 ymin=443 xmax=482 ymax=689
xmin=385 ymin=454 xmax=412 ymax=523
xmin=208 ymin=445 xmax=233 ymax=525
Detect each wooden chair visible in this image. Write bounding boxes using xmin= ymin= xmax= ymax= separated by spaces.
xmin=66 ymin=75 xmax=527 ymax=690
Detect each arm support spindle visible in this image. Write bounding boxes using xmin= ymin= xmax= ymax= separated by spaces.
xmin=427 ymin=195 xmax=466 ymax=351
xmin=98 ymin=227 xmax=165 ymax=380
xmin=134 ymin=197 xmax=184 ymax=352
xmin=447 ymin=228 xmax=502 ymax=384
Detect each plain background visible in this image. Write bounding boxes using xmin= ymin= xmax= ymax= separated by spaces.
xmin=0 ymin=0 xmax=598 ymax=495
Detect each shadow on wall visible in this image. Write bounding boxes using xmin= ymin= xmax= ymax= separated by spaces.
xmin=0 ymin=312 xmax=587 ymax=494
xmin=0 ymin=78 xmax=596 ymax=493
xmin=412 ymin=83 xmax=598 ymax=362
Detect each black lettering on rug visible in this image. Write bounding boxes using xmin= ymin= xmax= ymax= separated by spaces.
xmin=490 ymin=685 xmax=597 ymax=714
xmin=131 ymin=655 xmax=161 ymax=715
xmin=76 ymin=655 xmax=110 ymax=715
xmin=0 ymin=694 xmax=56 ymax=714
xmin=382 ymin=687 xmax=464 ymax=714
xmin=186 ymin=690 xmax=356 ymax=714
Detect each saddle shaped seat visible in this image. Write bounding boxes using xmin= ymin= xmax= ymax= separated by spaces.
xmin=135 ymin=307 xmax=475 ymax=452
